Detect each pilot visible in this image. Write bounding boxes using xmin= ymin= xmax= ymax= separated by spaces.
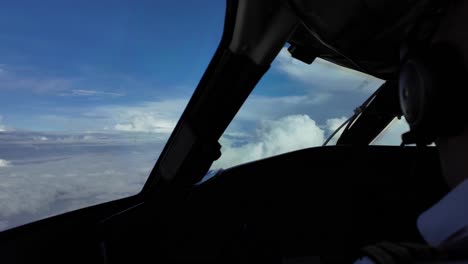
xmin=354 ymin=1 xmax=468 ymax=263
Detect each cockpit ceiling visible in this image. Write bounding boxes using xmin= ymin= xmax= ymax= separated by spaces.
xmin=285 ymin=0 xmax=445 ymax=80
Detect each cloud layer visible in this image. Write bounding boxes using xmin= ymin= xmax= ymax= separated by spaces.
xmin=0 ymin=131 xmax=166 ymax=231
xmin=0 ymin=117 xmax=409 ymax=231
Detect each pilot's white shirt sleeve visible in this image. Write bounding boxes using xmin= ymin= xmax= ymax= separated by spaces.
xmin=354 ymin=179 xmax=468 ymax=263
xmin=417 ymin=179 xmax=468 ymax=248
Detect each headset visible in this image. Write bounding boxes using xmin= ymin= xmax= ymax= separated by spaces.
xmin=399 ymin=41 xmax=468 ymax=145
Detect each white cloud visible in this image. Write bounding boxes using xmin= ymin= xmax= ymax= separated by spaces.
xmin=0 ymin=65 xmax=126 ymax=95
xmin=212 ymin=114 xmax=409 ymax=170
xmin=0 ymin=159 xmax=145 ymax=218
xmin=113 ymin=114 xmax=176 ymax=133
xmin=0 ymin=159 xmax=10 ymax=167
xmin=325 ymin=116 xmax=348 ymax=145
xmin=19 ymin=99 xmax=186 ymax=134
xmin=60 ymin=89 xmax=124 ymax=97
xmin=274 ymin=47 xmax=383 ymax=92
xmin=326 ymin=116 xmax=348 ymax=132
xmin=212 ymin=115 xmax=329 ymax=169
xmin=0 ymin=135 xmax=162 ymax=231
xmin=95 ymin=99 xmax=187 ymax=134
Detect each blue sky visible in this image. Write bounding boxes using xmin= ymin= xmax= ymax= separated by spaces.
xmin=0 ymin=1 xmax=409 ymax=231
xmin=0 ymin=0 xmax=382 ymax=132
xmin=0 ymin=1 xmax=225 ymax=130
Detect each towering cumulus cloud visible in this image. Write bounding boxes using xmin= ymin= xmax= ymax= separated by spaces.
xmin=212 ymin=114 xmax=346 ymax=169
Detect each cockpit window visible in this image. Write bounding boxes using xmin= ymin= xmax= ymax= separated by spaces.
xmin=371 ymin=117 xmax=410 ymax=145
xmin=0 ymin=1 xmax=224 ymax=231
xmin=211 ymin=48 xmax=385 ymax=169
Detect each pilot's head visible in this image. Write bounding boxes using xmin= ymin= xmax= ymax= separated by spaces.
xmin=399 ymin=0 xmax=468 ymax=188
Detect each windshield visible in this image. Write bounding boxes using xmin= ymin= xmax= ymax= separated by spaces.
xmin=0 ymin=1 xmax=224 ymax=231
xmin=211 ymin=48 xmax=385 ymax=169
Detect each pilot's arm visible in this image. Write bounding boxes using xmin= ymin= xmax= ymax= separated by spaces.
xmin=354 ymin=180 xmax=468 ymax=263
